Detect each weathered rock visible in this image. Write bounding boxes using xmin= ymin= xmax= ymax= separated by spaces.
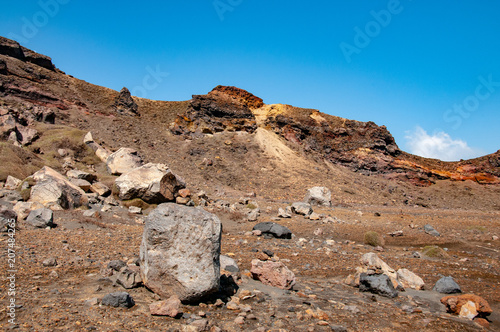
xmin=129 ymin=206 xmax=142 ymax=214
xmin=0 ymin=114 xmax=17 ymax=139
xmin=441 ymin=294 xmax=492 ymax=318
xmin=433 ymin=276 xmax=461 ymax=294
xmin=90 ymin=182 xmax=111 ymax=196
xmin=83 ymin=132 xmax=110 ymax=162
xmin=277 ymin=207 xmax=291 ymax=218
xmin=101 ymin=292 xmax=135 ymax=308
xmin=308 ymin=212 xmax=321 ymax=220
xmin=42 ymin=257 xmax=57 ymax=267
xmin=253 ymin=222 xmax=292 ymax=239
xmin=220 ymin=255 xmax=239 ymax=274
xmin=140 ymin=203 xmax=221 ymax=303
xmin=459 ymin=301 xmax=478 ymax=320
xmin=304 ymin=186 xmax=331 ymax=207
xmin=150 ymin=295 xmax=181 ymax=317
xmin=26 ymin=208 xmax=54 ymax=228
xmin=107 ymin=260 xmax=127 ymax=272
xmin=106 ymin=148 xmax=143 ymax=175
xmin=66 ymin=169 xmax=97 ymax=183
xmin=291 ymin=202 xmax=312 ymax=216
xmin=396 ymin=268 xmax=425 ymax=290
xmin=361 ymin=253 xmax=397 ymax=281
xmin=424 ymin=224 xmax=440 ymax=237
xmin=115 ymin=163 xmax=186 ymax=203
xmin=250 ymin=259 xmax=296 ymax=290
xmin=359 ymin=273 xmax=398 ymax=298
xmin=115 ymin=265 xmax=142 ymax=289
xmin=0 ymin=206 xmax=16 ymax=231
xmin=5 ymin=175 xmax=22 ymax=190
xmin=113 ymin=87 xmax=138 ymax=116
xmin=29 ymin=166 xmax=87 ymax=209
xmin=247 ymin=208 xmax=259 ymax=221
xmin=69 ymin=178 xmax=92 ymax=192
xmin=17 ymin=126 xmax=38 ymax=145
xmin=0 ymin=189 xmax=23 ymax=202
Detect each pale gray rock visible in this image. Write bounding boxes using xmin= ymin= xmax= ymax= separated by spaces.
xmin=26 ymin=208 xmax=54 ymax=228
xmin=304 ymin=186 xmax=332 ymax=207
xmin=140 ymin=203 xmax=221 ymax=303
xmin=106 ymin=147 xmax=143 ymax=175
xmin=29 ymin=166 xmax=87 ymax=209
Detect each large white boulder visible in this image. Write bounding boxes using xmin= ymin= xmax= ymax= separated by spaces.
xmin=140 ymin=203 xmax=222 ymax=303
xmin=29 ymin=166 xmax=87 ymax=210
xmin=106 ymin=148 xmax=143 ymax=175
xmin=115 ymin=163 xmax=185 ymax=203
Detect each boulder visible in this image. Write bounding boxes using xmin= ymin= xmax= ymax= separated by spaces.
xmin=440 ymin=294 xmax=492 ymax=318
xmin=90 ymin=182 xmax=110 ymax=197
xmin=26 ymin=208 xmax=54 ymax=228
xmin=291 ymin=202 xmax=313 ymax=216
xmin=360 ymin=253 xmax=397 ymax=281
xmin=101 ymin=292 xmax=135 ymax=308
xmin=250 ymin=259 xmax=296 ymax=290
xmin=424 ymin=224 xmax=440 ymax=237
xmin=433 ymin=276 xmax=461 ymax=294
xmin=115 ymin=265 xmax=142 ymax=289
xmin=304 ymin=186 xmax=331 ymax=207
xmin=69 ymin=178 xmax=92 ymax=192
xmin=115 ymin=163 xmax=186 ymax=203
xmin=106 ymin=148 xmax=143 ymax=175
xmin=277 ymin=207 xmax=291 ymax=218
xmin=253 ymin=222 xmax=292 ymax=239
xmin=396 ymin=268 xmax=425 ymax=290
xmin=149 ymin=296 xmax=181 ymax=317
xmin=359 ymin=273 xmax=398 ymax=298
xmin=13 ymin=201 xmax=44 ymax=220
xmin=17 ymin=126 xmax=39 ymax=145
xmin=139 ymin=203 xmax=222 ymax=303
xmin=66 ymin=169 xmax=97 ymax=183
xmin=83 ymin=132 xmax=111 ymax=162
xmin=113 ymin=87 xmax=139 ymax=116
xmin=29 ymin=166 xmax=87 ymax=209
xmin=5 ymin=175 xmax=22 ymax=190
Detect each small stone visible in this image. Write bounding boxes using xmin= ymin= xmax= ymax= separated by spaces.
xmin=101 ymin=292 xmax=135 ymax=308
xmin=492 ymin=235 xmax=499 ymax=241
xmin=424 ymin=224 xmax=440 ymax=237
xmin=474 ymin=318 xmax=490 ymax=328
xmin=128 ymin=206 xmax=142 ymax=214
xmin=49 ymin=270 xmax=59 ymax=279
xmin=149 ymin=295 xmax=181 ymax=317
xmin=226 ymin=301 xmax=239 ymax=310
xmin=252 ymin=230 xmax=262 ymax=236
xmin=234 ymin=316 xmax=245 ymax=324
xmin=42 ymin=257 xmax=57 ymax=267
xmin=308 ymin=212 xmax=321 ymax=220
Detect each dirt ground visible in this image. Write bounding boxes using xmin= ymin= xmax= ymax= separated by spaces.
xmin=1 ymin=198 xmax=498 ymax=331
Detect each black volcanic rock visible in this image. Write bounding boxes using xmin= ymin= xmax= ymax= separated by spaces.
xmin=173 ymin=86 xmax=259 ymax=135
xmin=113 ymin=87 xmax=139 ymax=116
xmin=0 ymin=37 xmax=55 ymax=71
xmin=0 ymin=59 xmax=6 ymax=75
xmin=0 ymin=36 xmax=25 ymax=60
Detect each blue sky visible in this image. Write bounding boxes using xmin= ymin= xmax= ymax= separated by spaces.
xmin=1 ymin=1 xmax=499 ymax=161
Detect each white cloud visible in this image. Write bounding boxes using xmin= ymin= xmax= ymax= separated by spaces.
xmin=405 ymin=126 xmax=484 ymax=161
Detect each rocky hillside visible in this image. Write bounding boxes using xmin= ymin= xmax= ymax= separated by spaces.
xmin=1 ymin=36 xmax=500 ymax=210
